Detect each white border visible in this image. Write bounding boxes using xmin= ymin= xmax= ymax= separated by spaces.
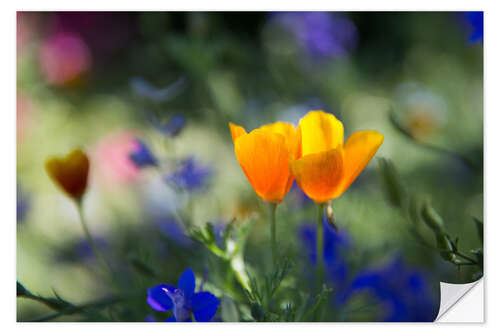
xmin=4 ymin=1 xmax=498 ymax=332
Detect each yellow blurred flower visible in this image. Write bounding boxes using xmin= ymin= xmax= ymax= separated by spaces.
xmin=45 ymin=149 xmax=90 ymax=201
xmin=292 ymin=110 xmax=384 ymax=203
xmin=229 ymin=121 xmax=301 ymax=203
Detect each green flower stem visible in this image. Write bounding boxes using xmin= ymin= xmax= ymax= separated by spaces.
xmin=76 ymin=202 xmax=115 ymax=285
xmin=317 ymin=203 xmax=325 ymax=286
xmin=269 ymin=203 xmax=278 ymax=266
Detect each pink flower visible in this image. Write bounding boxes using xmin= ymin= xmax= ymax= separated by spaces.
xmin=91 ymin=131 xmax=142 ymax=187
xmin=38 ymin=32 xmax=92 ymax=86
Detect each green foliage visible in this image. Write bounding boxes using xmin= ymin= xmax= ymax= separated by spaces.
xmin=377 ymin=157 xmax=407 ymax=209
xmin=378 ymin=157 xmax=483 ymax=274
xmin=190 ymin=218 xmax=253 ymax=292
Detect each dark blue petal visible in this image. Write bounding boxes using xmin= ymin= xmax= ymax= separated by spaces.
xmin=157 ymin=114 xmax=187 ymax=137
xmin=178 ymin=268 xmax=196 ymax=300
xmin=165 ymin=316 xmax=176 ymax=322
xmin=191 ymin=292 xmax=220 ymax=322
xmin=164 ymin=157 xmax=212 ymax=191
xmin=147 ymin=284 xmax=175 ymax=311
xmin=129 ymin=138 xmax=157 ymax=168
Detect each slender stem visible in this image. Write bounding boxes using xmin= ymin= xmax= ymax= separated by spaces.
xmin=317 ymin=203 xmax=325 ymax=286
xmin=269 ymin=203 xmax=278 ymax=266
xmin=76 ymin=202 xmax=114 ymax=284
xmin=452 ymin=251 xmax=479 ymax=265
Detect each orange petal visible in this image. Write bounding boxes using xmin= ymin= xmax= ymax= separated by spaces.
xmin=299 ymin=110 xmax=344 ymax=156
xmin=229 ymin=122 xmax=247 ymax=143
xmin=332 ymin=130 xmax=384 ymax=198
xmin=259 ymin=121 xmax=301 ymax=160
xmin=45 ymin=149 xmax=89 ymax=200
xmin=234 ymin=129 xmax=292 ymax=203
xmin=291 ymin=147 xmax=344 ymax=203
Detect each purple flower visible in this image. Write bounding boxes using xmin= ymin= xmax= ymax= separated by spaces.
xmin=299 ymin=220 xmax=438 ymax=321
xmin=155 ymin=217 xmax=193 ymax=248
xmin=164 ymin=157 xmax=212 ymax=191
xmin=272 ymin=12 xmax=358 ymax=59
xmin=338 ymin=257 xmax=438 ymax=321
xmin=54 ymin=236 xmax=109 ymax=264
xmin=129 ymin=138 xmax=157 ymax=168
xmin=147 ymin=268 xmax=220 ymax=322
xmin=17 ymin=186 xmax=30 ymax=224
xmin=155 ymin=114 xmax=187 ymax=137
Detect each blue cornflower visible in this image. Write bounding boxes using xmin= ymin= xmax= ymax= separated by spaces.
xmin=338 ymin=257 xmax=438 ymax=321
xmin=165 ymin=157 xmax=212 ymax=191
xmin=129 ymin=138 xmax=157 ymax=168
xmin=147 ymin=268 xmax=220 ymax=322
xmin=463 ymin=12 xmax=483 ymax=44
xmin=155 ymin=114 xmax=187 ymax=137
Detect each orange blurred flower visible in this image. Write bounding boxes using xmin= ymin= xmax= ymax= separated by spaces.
xmin=45 ymin=149 xmax=90 ymax=201
xmin=229 ymin=121 xmax=301 ymax=203
xmin=292 ymin=110 xmax=383 ymax=203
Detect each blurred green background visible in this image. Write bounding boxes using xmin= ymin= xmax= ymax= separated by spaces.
xmin=17 ymin=12 xmax=483 ymax=321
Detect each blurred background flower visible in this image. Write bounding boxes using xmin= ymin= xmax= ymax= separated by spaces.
xmin=129 ymin=138 xmax=158 ymax=168
xmin=164 ymin=157 xmax=213 ymax=192
xmin=338 ymin=257 xmax=439 ymax=322
xmin=38 ymin=32 xmax=92 ymax=86
xmin=270 ymin=12 xmax=358 ymax=60
xmin=91 ymin=131 xmax=142 ymax=187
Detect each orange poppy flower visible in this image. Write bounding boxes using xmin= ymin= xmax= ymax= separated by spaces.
xmin=229 ymin=121 xmax=301 ymax=203
xmin=292 ymin=110 xmax=384 ymax=203
xmin=45 ymin=149 xmax=90 ymax=201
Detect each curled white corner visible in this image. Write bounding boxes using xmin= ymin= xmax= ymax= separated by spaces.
xmin=435 ymin=278 xmax=484 ymax=322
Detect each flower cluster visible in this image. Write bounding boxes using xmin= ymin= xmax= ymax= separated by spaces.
xmin=147 ymin=268 xmax=220 ymax=322
xmin=230 ymin=110 xmax=383 ymax=204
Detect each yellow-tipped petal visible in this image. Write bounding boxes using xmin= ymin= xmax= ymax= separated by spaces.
xmin=299 ymin=110 xmax=344 ymax=156
xmin=259 ymin=121 xmax=301 ymax=160
xmin=332 ymin=130 xmax=384 ymax=198
xmin=291 ymin=147 xmax=344 ymax=203
xmin=45 ymin=149 xmax=90 ymax=200
xmin=229 ymin=122 xmax=247 ymax=143
xmin=234 ymin=129 xmax=292 ymax=203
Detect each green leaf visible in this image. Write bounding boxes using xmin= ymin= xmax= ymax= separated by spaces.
xmin=377 ymin=157 xmax=407 ymax=209
xmin=421 ymin=199 xmax=446 ymax=234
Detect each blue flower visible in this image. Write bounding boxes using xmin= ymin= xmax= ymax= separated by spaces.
xmin=130 ymin=77 xmax=186 ymax=102
xmin=54 ymin=236 xmax=109 ymax=264
xmin=271 ymin=12 xmax=358 ymax=60
xmin=129 ymin=138 xmax=157 ymax=168
xmin=164 ymin=157 xmax=212 ymax=191
xmin=155 ymin=217 xmax=194 ymax=248
xmin=463 ymin=12 xmax=483 ymax=44
xmin=155 ymin=114 xmax=187 ymax=137
xmin=147 ymin=268 xmax=220 ymax=322
xmin=339 ymin=257 xmax=438 ymax=321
